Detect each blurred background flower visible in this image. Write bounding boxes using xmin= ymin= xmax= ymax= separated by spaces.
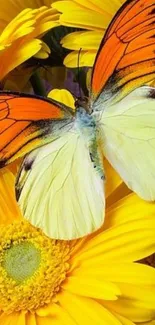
xmin=0 ymin=0 xmax=58 ymax=20
xmin=0 ymin=5 xmax=59 ymax=87
xmin=53 ymin=0 xmax=125 ymax=67
xmin=0 ymin=0 xmax=100 ymax=96
xmin=0 ymin=0 xmax=61 ymax=64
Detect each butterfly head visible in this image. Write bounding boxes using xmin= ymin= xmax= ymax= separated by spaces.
xmin=75 ymin=96 xmax=92 ymax=115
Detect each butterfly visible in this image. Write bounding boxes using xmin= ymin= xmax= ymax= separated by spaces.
xmin=0 ymin=0 xmax=155 ymax=240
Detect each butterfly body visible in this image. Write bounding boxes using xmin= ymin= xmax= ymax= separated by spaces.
xmin=74 ymin=106 xmax=105 ymax=179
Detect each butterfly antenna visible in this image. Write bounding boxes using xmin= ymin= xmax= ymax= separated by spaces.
xmin=77 ymin=48 xmax=83 ymax=100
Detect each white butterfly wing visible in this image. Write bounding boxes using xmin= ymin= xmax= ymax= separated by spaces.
xmin=16 ymin=125 xmax=105 ymax=239
xmin=98 ymin=87 xmax=155 ymax=201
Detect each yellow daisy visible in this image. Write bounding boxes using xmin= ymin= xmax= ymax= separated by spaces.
xmin=0 ymin=4 xmax=59 ymax=82
xmin=0 ymin=158 xmax=155 ymax=324
xmin=53 ymin=0 xmax=125 ymax=67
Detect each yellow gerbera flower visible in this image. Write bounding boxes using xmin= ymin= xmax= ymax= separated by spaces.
xmin=0 ymin=4 xmax=59 ymax=81
xmin=0 ymin=157 xmax=155 ymax=324
xmin=53 ymin=0 xmax=125 ymax=67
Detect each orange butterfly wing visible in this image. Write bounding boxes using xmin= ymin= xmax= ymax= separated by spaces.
xmin=0 ymin=93 xmax=74 ymax=167
xmin=91 ymin=0 xmax=155 ymax=103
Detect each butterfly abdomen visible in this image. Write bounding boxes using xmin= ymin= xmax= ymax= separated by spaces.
xmin=89 ymin=136 xmax=105 ymax=180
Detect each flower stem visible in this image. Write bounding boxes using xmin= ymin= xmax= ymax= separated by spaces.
xmin=30 ymin=71 xmax=46 ymax=97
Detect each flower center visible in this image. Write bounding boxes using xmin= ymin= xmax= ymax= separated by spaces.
xmin=2 ymin=242 xmax=41 ymax=283
xmin=0 ymin=221 xmax=70 ymax=313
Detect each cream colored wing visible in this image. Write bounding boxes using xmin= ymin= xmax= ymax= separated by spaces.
xmin=98 ymin=87 xmax=155 ymax=201
xmin=16 ymin=124 xmax=105 ymax=240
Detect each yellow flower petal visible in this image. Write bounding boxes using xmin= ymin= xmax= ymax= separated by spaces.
xmin=0 ymin=0 xmax=57 ymax=28
xmin=61 ymin=31 xmax=102 ymax=50
xmin=36 ymin=303 xmax=54 ymax=316
xmin=104 ymin=297 xmax=155 ymax=323
xmin=0 ymin=38 xmax=41 ymax=81
xmin=58 ymin=291 xmax=122 ymax=325
xmin=60 ymin=9 xmax=108 ymax=30
xmin=62 ymin=276 xmax=120 ymax=300
xmin=0 ymin=9 xmax=36 ymax=45
xmin=72 ymin=0 xmax=121 ymax=15
xmin=36 ymin=303 xmax=76 ymax=324
xmin=48 ymin=89 xmax=75 ymax=109
xmin=26 ymin=312 xmax=37 ymax=325
xmin=108 ymin=312 xmax=135 ymax=325
xmin=0 ymin=310 xmax=26 ymax=325
xmin=71 ymin=263 xmax=155 ymax=286
xmin=115 ymin=283 xmax=155 ymax=310
xmin=31 ymin=7 xmax=59 ymax=37
xmin=63 ymin=50 xmax=96 ymax=67
xmin=106 ymin=193 xmax=155 ymax=228
xmin=34 ymin=40 xmax=51 ymax=59
xmin=71 ymin=217 xmax=155 ymax=264
xmin=0 ymin=168 xmax=22 ymax=224
xmin=53 ymin=1 xmax=112 ymax=30
xmin=53 ymin=1 xmax=85 ymax=14
xmin=104 ymin=159 xmax=123 ymax=198
xmin=36 ymin=315 xmax=54 ymax=325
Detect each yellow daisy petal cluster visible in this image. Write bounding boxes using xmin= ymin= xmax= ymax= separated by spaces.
xmin=0 ymin=0 xmax=59 ymax=35
xmin=53 ymin=0 xmax=125 ymax=67
xmin=0 ymin=159 xmax=155 ymax=324
xmin=0 ymin=0 xmax=58 ymax=22
xmin=0 ymin=4 xmax=59 ymax=81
